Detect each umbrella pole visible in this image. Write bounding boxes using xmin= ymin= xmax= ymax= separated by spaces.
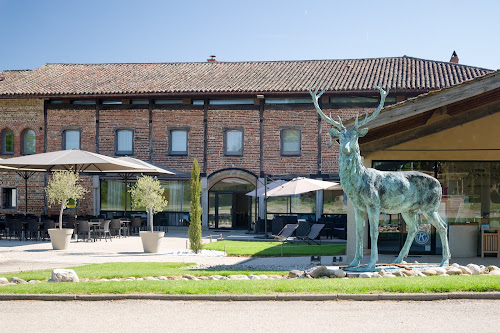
xmin=264 ymin=177 xmax=269 ymax=239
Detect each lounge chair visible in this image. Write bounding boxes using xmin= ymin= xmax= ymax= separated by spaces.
xmin=297 ymin=223 xmax=325 ymax=245
xmin=272 ymin=224 xmax=298 ymax=243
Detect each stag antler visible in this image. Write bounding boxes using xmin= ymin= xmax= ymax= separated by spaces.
xmin=354 ymin=86 xmax=389 ymax=129
xmin=309 ymin=83 xmax=344 ymax=130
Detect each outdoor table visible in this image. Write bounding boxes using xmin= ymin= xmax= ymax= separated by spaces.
xmin=120 ymin=220 xmax=131 ymax=237
xmin=88 ymin=221 xmax=102 ymax=241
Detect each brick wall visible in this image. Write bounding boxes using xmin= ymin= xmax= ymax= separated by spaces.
xmin=47 ymin=108 xmax=96 ymax=152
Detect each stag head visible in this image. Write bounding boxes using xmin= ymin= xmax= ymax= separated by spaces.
xmin=309 ymin=84 xmax=388 ymax=154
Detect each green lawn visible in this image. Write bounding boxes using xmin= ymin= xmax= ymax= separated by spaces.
xmin=1 ymin=262 xmax=499 ymax=295
xmin=203 ymin=240 xmax=346 ymax=257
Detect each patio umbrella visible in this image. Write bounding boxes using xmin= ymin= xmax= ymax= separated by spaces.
xmin=0 ymin=149 xmax=146 ymax=172
xmin=114 ymin=156 xmax=175 ymax=216
xmin=245 ymin=180 xmax=286 ymax=197
xmin=265 ymin=177 xmax=339 ymax=197
xmin=0 ymin=150 xmax=155 ymax=215
xmin=0 ymin=158 xmax=45 ymax=214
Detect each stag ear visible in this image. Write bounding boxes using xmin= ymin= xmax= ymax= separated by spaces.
xmin=328 ymin=128 xmax=341 ymax=137
xmin=357 ymin=127 xmax=369 ymax=137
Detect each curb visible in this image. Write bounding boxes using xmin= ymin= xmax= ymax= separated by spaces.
xmin=0 ymin=292 xmax=499 ymax=302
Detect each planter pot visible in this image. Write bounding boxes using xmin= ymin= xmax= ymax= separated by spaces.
xmin=48 ymin=228 xmax=74 ymax=250
xmin=140 ymin=231 xmax=165 ymax=253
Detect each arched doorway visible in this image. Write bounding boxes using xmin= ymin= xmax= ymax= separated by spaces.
xmin=208 ymin=169 xmax=257 ymax=230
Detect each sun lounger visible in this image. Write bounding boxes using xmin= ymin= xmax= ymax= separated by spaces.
xmin=297 ymin=223 xmax=325 ymax=245
xmin=272 ymin=223 xmax=298 ymax=243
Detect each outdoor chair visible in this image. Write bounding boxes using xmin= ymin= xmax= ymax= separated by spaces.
xmin=131 ymin=217 xmax=142 ymax=235
xmin=110 ymin=219 xmax=122 ymax=238
xmin=95 ymin=220 xmax=111 ymax=242
xmin=9 ymin=219 xmax=23 ymax=241
xmin=272 ymin=223 xmax=299 ymax=243
xmin=77 ymin=220 xmax=93 ymax=242
xmin=297 ymin=223 xmax=325 ymax=245
xmin=26 ymin=219 xmax=41 ymax=241
xmin=42 ymin=220 xmax=55 ymax=240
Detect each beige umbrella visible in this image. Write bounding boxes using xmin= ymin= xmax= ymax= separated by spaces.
xmin=0 ymin=149 xmax=145 ymax=172
xmin=0 ymin=150 xmax=156 ymax=215
xmin=266 ymin=177 xmax=340 ymax=197
xmin=245 ymin=180 xmax=287 ymax=197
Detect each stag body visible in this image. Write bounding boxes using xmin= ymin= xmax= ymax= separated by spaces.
xmin=310 ymin=85 xmax=450 ymax=269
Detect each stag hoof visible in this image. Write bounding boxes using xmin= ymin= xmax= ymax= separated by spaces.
xmin=439 ymin=258 xmax=449 ymax=267
xmin=393 ymin=257 xmax=403 ymax=264
xmin=366 ymin=261 xmax=377 ymax=270
xmin=349 ymin=258 xmax=360 ymax=267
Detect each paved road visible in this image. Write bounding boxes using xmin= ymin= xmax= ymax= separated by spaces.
xmin=1 ymin=299 xmax=499 ymax=332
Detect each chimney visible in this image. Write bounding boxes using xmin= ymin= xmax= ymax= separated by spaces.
xmin=207 ymin=55 xmax=217 ymax=62
xmin=450 ymin=51 xmax=459 ymax=64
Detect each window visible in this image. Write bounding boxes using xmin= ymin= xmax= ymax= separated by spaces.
xmin=224 ymin=129 xmax=243 ymax=156
xmin=22 ymin=129 xmax=36 ymax=154
xmin=209 ymin=99 xmax=254 ymax=105
xmin=71 ymin=100 xmax=96 ymax=105
xmin=101 ymin=100 xmax=122 ymax=105
xmin=154 ymin=99 xmax=183 ymax=105
xmin=265 ymin=98 xmax=312 ymax=104
xmin=131 ymin=99 xmax=149 ymax=105
xmin=2 ymin=187 xmax=16 ymax=209
xmin=2 ymin=129 xmax=14 ymax=154
xmin=62 ymin=129 xmax=81 ymax=150
xmin=169 ymin=128 xmax=188 ymax=155
xmin=329 ymin=95 xmax=397 ymax=108
xmin=115 ymin=129 xmax=133 ymax=155
xmin=281 ymin=128 xmax=301 ymax=155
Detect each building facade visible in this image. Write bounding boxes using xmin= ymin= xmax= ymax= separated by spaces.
xmin=0 ymin=56 xmax=492 ymax=240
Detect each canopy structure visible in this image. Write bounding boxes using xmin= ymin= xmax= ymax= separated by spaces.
xmin=0 ymin=150 xmax=160 ymax=215
xmin=245 ymin=180 xmax=286 ymax=197
xmin=265 ymin=177 xmax=340 ymax=197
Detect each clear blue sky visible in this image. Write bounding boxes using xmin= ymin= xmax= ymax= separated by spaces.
xmin=1 ymin=0 xmax=499 ymax=72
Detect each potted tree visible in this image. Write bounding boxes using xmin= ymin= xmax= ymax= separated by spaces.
xmin=45 ymin=170 xmax=87 ymax=250
xmin=130 ymin=175 xmax=168 ymax=253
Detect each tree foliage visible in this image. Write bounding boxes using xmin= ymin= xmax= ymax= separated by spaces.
xmin=45 ymin=170 xmax=87 ymax=229
xmin=129 ymin=175 xmax=168 ymax=232
xmin=188 ymin=158 xmax=202 ymax=253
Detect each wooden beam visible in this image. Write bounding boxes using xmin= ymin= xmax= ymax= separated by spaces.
xmin=360 ymin=101 xmax=500 ymax=155
xmin=351 ymin=72 xmax=500 ymax=131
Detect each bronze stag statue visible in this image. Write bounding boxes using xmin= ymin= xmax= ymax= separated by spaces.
xmin=310 ymin=84 xmax=450 ymax=270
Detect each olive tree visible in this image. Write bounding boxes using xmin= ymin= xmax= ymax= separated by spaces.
xmin=188 ymin=158 xmax=202 ymax=253
xmin=129 ymin=175 xmax=168 ymax=232
xmin=45 ymin=170 xmax=87 ymax=229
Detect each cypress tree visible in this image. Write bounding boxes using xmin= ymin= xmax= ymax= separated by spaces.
xmin=188 ymin=158 xmax=202 ymax=253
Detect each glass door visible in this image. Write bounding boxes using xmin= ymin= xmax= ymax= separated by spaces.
xmin=215 ymin=192 xmax=233 ymax=229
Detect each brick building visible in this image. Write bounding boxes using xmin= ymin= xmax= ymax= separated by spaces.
xmin=0 ymin=55 xmax=492 ymax=234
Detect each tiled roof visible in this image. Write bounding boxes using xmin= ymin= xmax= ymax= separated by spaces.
xmin=0 ymin=56 xmax=492 ymax=97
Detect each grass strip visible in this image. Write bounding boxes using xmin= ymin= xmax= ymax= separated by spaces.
xmin=1 ymin=276 xmax=499 ymax=295
xmin=203 ymin=240 xmax=346 ymax=257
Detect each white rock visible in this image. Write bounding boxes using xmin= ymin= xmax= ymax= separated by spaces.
xmin=451 ymin=263 xmax=460 ymax=268
xmin=28 ymin=280 xmax=41 ymax=284
xmin=110 ymin=278 xmax=120 ymax=282
xmin=467 ymin=264 xmax=481 ymax=275
xmin=158 ymin=276 xmax=168 ymax=280
xmin=433 ymin=267 xmax=447 ymax=275
xmin=422 ymin=269 xmax=437 ymax=276
xmin=459 ymin=266 xmax=472 ymax=275
xmin=489 ymin=270 xmax=500 ymax=276
xmin=258 ymin=275 xmax=268 ymax=280
xmin=415 ymin=272 xmax=427 ymax=277
xmin=136 ymin=278 xmax=144 ymax=281
xmin=359 ymin=272 xmax=373 ymax=278
xmin=333 ymin=269 xmax=346 ymax=278
xmin=382 ymin=273 xmax=396 ymax=278
xmin=51 ymin=269 xmax=79 ymax=283
xmin=248 ymin=275 xmax=260 ymax=280
xmin=487 ymin=265 xmax=500 ymax=272
xmin=144 ymin=276 xmax=156 ymax=281
xmin=446 ymin=267 xmax=462 ymax=275
xmin=0 ymin=277 xmax=8 ymax=285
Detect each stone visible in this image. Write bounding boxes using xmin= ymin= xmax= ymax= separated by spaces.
xmin=415 ymin=272 xmax=427 ymax=277
xmin=258 ymin=275 xmax=268 ymax=280
xmin=136 ymin=278 xmax=144 ymax=281
xmin=372 ymin=273 xmax=382 ymax=278
xmin=451 ymin=263 xmax=460 ymax=268
xmin=183 ymin=274 xmax=197 ymax=280
xmin=28 ymin=280 xmax=41 ymax=284
xmin=487 ymin=265 xmax=500 ymax=272
xmin=446 ymin=267 xmax=463 ymax=275
xmin=467 ymin=264 xmax=481 ymax=275
xmin=228 ymin=275 xmax=249 ymax=280
xmin=100 ymin=278 xmax=109 ymax=282
xmin=459 ymin=266 xmax=472 ymax=275
xmin=332 ymin=269 xmax=346 ymax=278
xmin=422 ymin=269 xmax=437 ymax=276
xmin=248 ymin=275 xmax=260 ymax=280
xmin=127 ymin=277 xmax=136 ymax=281
xmin=80 ymin=278 xmax=89 ymax=282
xmin=289 ymin=270 xmax=303 ymax=278
xmin=51 ymin=269 xmax=79 ymax=283
xmin=211 ymin=275 xmax=224 ymax=280
xmin=382 ymin=273 xmax=396 ymax=278
xmin=170 ymin=276 xmax=182 ymax=280
xmin=9 ymin=277 xmax=28 ymax=284
xmin=110 ymin=278 xmax=120 ymax=282
xmin=392 ymin=271 xmax=406 ymax=277
xmin=0 ymin=277 xmax=8 ymax=285
xmin=307 ymin=266 xmax=327 ymax=278
xmin=403 ymin=270 xmax=417 ymax=277
xmin=359 ymin=272 xmax=373 ymax=278
xmin=144 ymin=276 xmax=156 ymax=281
xmin=198 ymin=276 xmax=209 ymax=280
xmin=433 ymin=267 xmax=447 ymax=275
xmin=158 ymin=276 xmax=168 ymax=280
xmin=268 ymin=275 xmax=283 ymax=280
xmin=489 ymin=270 xmax=500 ymax=276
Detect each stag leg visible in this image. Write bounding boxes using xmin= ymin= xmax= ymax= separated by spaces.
xmin=394 ymin=212 xmax=418 ymax=264
xmin=366 ymin=206 xmax=380 ymax=270
xmin=349 ymin=207 xmax=365 ymax=267
xmin=422 ymin=211 xmax=450 ymax=267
